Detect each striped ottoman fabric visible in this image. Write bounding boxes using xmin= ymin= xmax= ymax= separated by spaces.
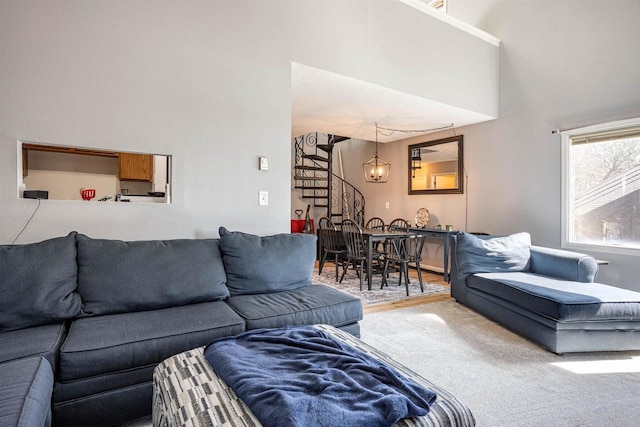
xmin=152 ymin=325 xmax=475 ymax=427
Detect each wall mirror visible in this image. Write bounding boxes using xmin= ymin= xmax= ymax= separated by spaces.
xmin=408 ymin=135 xmax=463 ymax=195
xmin=20 ymin=141 xmax=171 ymax=203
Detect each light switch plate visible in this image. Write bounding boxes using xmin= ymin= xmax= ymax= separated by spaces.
xmin=259 ymin=191 xmax=268 ymax=206
xmin=259 ymin=157 xmax=269 ymax=171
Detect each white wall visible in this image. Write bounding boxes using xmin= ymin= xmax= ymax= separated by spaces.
xmin=1 ymin=1 xmax=293 ymax=241
xmin=0 ymin=1 xmax=499 ymax=243
xmin=360 ymin=0 xmax=640 ymax=289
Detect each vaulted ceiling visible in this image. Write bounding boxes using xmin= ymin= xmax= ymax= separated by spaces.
xmin=291 ymin=63 xmax=495 ymax=144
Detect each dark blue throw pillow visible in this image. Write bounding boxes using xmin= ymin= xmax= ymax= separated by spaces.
xmin=456 ymin=231 xmax=531 ymax=279
xmin=76 ymin=234 xmax=229 ymax=316
xmin=0 ymin=232 xmax=82 ymax=332
xmin=219 ymin=227 xmax=317 ymax=296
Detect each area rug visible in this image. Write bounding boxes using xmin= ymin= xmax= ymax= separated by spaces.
xmin=312 ymin=268 xmax=449 ymax=307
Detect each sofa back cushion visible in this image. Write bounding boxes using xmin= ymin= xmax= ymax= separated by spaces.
xmin=456 ymin=232 xmax=531 ymax=279
xmin=219 ymin=227 xmax=316 ymax=296
xmin=0 ymin=232 xmax=81 ymax=332
xmin=76 ymin=234 xmax=229 ymax=316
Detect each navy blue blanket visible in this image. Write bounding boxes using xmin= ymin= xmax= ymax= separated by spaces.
xmin=204 ymin=326 xmax=437 ymax=427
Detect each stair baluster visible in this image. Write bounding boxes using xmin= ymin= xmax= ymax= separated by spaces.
xmin=293 ymin=133 xmax=365 ymax=226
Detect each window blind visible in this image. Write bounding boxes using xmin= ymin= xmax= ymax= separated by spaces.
xmin=571 ymin=125 xmax=640 ymax=145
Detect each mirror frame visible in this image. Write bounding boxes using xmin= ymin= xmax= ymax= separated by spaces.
xmin=408 ymin=135 xmax=464 ymax=195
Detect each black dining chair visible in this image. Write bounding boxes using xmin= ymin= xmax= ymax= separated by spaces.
xmin=383 ymin=218 xmax=413 ymax=295
xmin=340 ymin=219 xmax=387 ymax=290
xmin=386 ymin=218 xmax=410 ymax=263
xmin=318 ymin=216 xmax=333 ymax=230
xmin=317 ymin=217 xmax=347 ymax=282
xmin=388 ymin=218 xmax=410 ymax=232
xmin=365 ymin=217 xmax=386 ymax=231
xmin=407 ymin=234 xmax=426 ymax=291
xmin=365 ymin=216 xmax=387 ymax=256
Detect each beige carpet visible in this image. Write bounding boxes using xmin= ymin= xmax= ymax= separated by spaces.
xmin=125 ymin=299 xmax=640 ymax=427
xmin=360 ymin=300 xmax=640 ymax=427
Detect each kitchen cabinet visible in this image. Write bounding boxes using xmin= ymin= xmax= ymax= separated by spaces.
xmin=22 ymin=147 xmax=28 ymax=178
xmin=22 ymin=143 xmax=118 ymax=178
xmin=118 ymin=153 xmax=153 ymax=182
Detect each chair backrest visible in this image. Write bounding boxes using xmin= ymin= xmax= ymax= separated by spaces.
xmin=365 ymin=217 xmax=385 ymax=231
xmin=388 ymin=218 xmax=410 ymax=232
xmin=387 ymin=219 xmax=410 ymax=260
xmin=319 ymin=228 xmax=346 ymax=252
xmin=341 ymin=219 xmax=366 ymax=258
xmin=318 ymin=217 xmax=335 ymax=230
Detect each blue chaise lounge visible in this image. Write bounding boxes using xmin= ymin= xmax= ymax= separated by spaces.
xmin=450 ymin=232 xmax=640 ymax=354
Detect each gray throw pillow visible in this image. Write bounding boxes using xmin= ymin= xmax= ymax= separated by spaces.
xmin=219 ymin=227 xmax=317 ymax=296
xmin=76 ymin=234 xmax=229 ymax=316
xmin=456 ymin=232 xmax=531 ymax=279
xmin=0 ymin=232 xmax=82 ymax=332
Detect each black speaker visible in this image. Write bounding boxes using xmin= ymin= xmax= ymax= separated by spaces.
xmin=23 ymin=190 xmax=48 ymax=199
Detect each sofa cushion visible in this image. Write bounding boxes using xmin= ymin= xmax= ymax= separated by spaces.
xmin=219 ymin=227 xmax=317 ymax=296
xmin=53 ymin=364 xmax=155 ymax=404
xmin=224 ymin=284 xmax=363 ymax=330
xmin=0 ymin=233 xmax=81 ymax=332
xmin=0 ymin=357 xmax=53 ymax=427
xmin=53 ymin=380 xmax=153 ymax=427
xmin=468 ymin=272 xmax=640 ymax=322
xmin=0 ymin=322 xmax=67 ymax=370
xmin=456 ymin=232 xmax=531 ymax=279
xmin=76 ymin=234 xmax=229 ymax=316
xmin=59 ymin=301 xmax=245 ymax=382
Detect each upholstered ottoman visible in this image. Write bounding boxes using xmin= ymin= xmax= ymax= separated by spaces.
xmin=152 ymin=325 xmax=475 ymax=427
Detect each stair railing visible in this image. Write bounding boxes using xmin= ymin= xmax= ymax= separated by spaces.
xmin=330 ymin=173 xmax=365 ymax=226
xmin=293 ymin=133 xmax=365 ymax=226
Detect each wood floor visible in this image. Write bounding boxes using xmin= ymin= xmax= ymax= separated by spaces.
xmin=363 ymin=269 xmax=452 ymax=314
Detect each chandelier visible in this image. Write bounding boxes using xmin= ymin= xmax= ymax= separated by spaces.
xmin=362 ymin=123 xmax=390 ymax=183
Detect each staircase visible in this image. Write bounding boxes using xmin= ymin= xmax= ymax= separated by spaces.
xmin=293 ymin=133 xmax=365 ymax=226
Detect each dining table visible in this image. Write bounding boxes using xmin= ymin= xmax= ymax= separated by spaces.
xmin=361 ymin=228 xmax=415 ymax=290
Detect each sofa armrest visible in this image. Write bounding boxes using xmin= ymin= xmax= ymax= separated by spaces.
xmin=449 ymin=235 xmax=467 ymax=303
xmin=529 ymin=246 xmax=598 ymax=283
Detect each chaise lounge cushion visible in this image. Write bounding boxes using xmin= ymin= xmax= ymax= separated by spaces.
xmin=468 ymin=272 xmax=640 ymax=321
xmin=224 ymin=284 xmax=363 ymax=330
xmin=456 ymin=232 xmax=531 ymax=279
xmin=0 ymin=232 xmax=81 ymax=332
xmin=0 ymin=357 xmax=54 ymax=427
xmin=0 ymin=322 xmax=67 ymax=370
xmin=219 ymin=227 xmax=317 ymax=296
xmin=76 ymin=235 xmax=229 ymax=316
xmin=58 ymin=301 xmax=245 ymax=382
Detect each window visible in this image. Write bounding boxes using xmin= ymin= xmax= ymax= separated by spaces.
xmin=562 ymin=118 xmax=640 ymax=253
xmin=20 ymin=142 xmax=171 ymax=203
xmin=423 ymin=0 xmax=446 ymax=11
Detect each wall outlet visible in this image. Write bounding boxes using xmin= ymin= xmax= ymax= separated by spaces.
xmin=385 ymin=202 xmax=390 ymax=209
xmin=259 ymin=191 xmax=268 ymax=206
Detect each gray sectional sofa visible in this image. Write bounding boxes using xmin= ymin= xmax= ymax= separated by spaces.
xmin=0 ymin=228 xmax=363 ymax=427
xmin=450 ymin=232 xmax=640 ymax=354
